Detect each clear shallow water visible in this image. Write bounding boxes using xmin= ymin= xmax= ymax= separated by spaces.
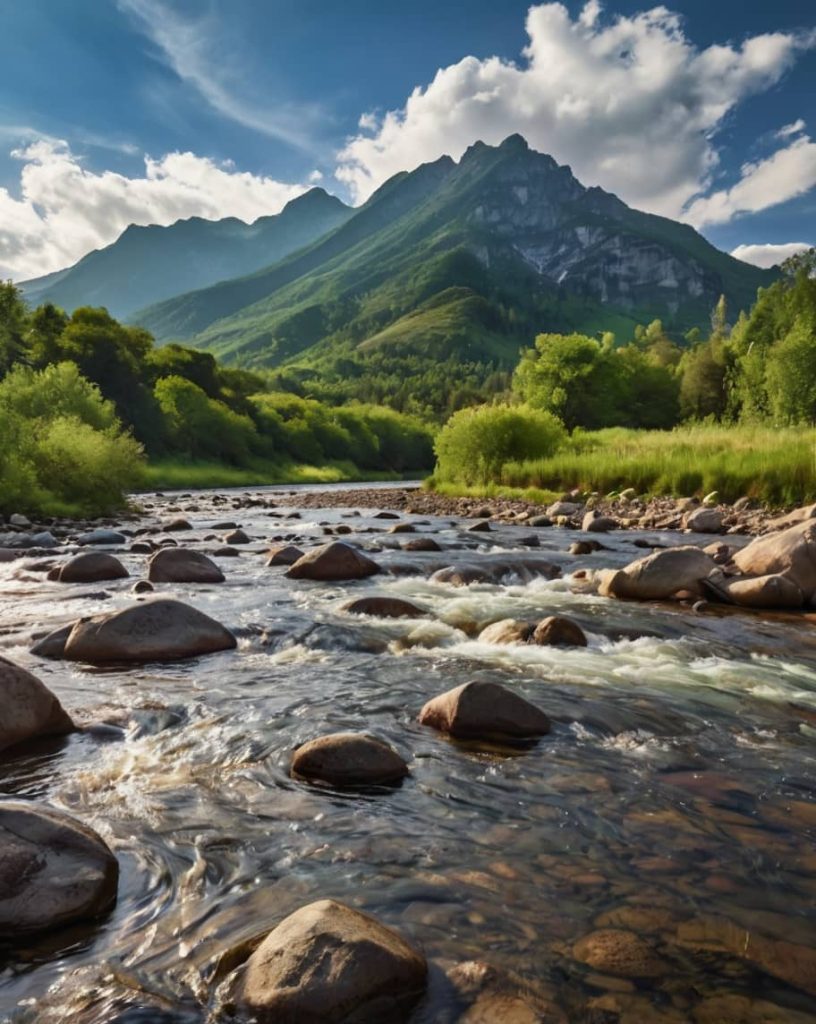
xmin=1 ymin=486 xmax=816 ymax=1022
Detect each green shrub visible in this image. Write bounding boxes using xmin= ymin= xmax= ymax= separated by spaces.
xmin=434 ymin=404 xmax=566 ymax=485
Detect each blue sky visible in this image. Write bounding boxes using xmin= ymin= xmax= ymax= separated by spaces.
xmin=0 ymin=0 xmax=813 ymax=278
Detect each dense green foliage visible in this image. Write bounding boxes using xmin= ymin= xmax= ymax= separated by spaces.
xmin=0 ymin=362 xmax=144 ymax=515
xmin=433 ymin=424 xmax=816 ymax=506
xmin=434 ymin=404 xmax=565 ymax=485
xmin=0 ymin=282 xmax=434 ymax=515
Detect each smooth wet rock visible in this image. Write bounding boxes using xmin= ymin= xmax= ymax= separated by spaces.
xmin=62 ymin=599 xmax=236 ymax=663
xmin=0 ymin=656 xmax=73 ymax=753
xmin=571 ymin=929 xmax=667 ymax=978
xmin=478 ymin=619 xmax=531 ymax=644
xmin=343 ymin=596 xmax=427 ymax=618
xmin=9 ymin=513 xmax=31 ymax=528
xmin=582 ymin=512 xmax=618 ymax=533
xmin=286 ymin=542 xmax=380 ymax=581
xmin=419 ymin=681 xmax=550 ymax=740
xmin=547 ymin=501 xmax=580 ymax=517
xmin=713 ymin=572 xmax=804 ymax=609
xmin=597 ymin=546 xmax=717 ymax=601
xmin=266 ymin=544 xmax=304 ymax=567
xmin=532 ymin=615 xmax=588 ymax=647
xmin=447 ymin=960 xmax=566 ymax=1024
xmin=0 ymin=802 xmax=118 ymax=935
xmin=30 ymin=624 xmax=74 ymax=659
xmin=233 ymin=898 xmax=427 ymax=1022
xmin=402 ymin=537 xmax=442 ymax=552
xmin=430 ymin=565 xmax=493 ymax=587
xmin=77 ymin=528 xmax=127 ymax=546
xmin=224 ymin=528 xmax=250 ymax=545
xmin=684 ymin=507 xmax=724 ymax=533
xmin=147 ymin=547 xmax=224 ymax=584
xmin=291 ymin=733 xmax=408 ymax=787
xmin=163 ymin=518 xmax=193 ymax=531
xmin=529 ymin=515 xmax=552 ymax=527
xmin=732 ymin=520 xmax=816 ymax=601
xmin=57 ymin=552 xmax=129 ymax=584
xmin=467 ymin=520 xmax=491 ymax=533
xmin=132 ymin=580 xmax=154 ymax=594
xmin=388 ymin=523 xmax=415 ymax=534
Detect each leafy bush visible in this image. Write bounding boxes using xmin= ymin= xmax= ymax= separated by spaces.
xmin=434 ymin=404 xmax=565 ymax=485
xmin=0 ymin=363 xmax=144 ymax=515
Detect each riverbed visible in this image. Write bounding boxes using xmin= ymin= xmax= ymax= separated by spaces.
xmin=1 ymin=483 xmax=816 ymax=1022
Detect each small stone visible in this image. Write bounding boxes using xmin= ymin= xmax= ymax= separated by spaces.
xmin=266 ymin=544 xmax=304 ymax=566
xmin=291 ymin=732 xmax=408 ymax=787
xmin=531 ymin=615 xmax=588 ymax=647
xmin=571 ymin=929 xmax=667 ymax=978
xmin=286 ymin=542 xmax=380 ymax=581
xmin=147 ymin=547 xmax=224 ymax=584
xmin=343 ymin=596 xmax=427 ymax=618
xmin=419 ymin=680 xmax=550 ymax=740
xmin=224 ymin=529 xmax=250 ymax=545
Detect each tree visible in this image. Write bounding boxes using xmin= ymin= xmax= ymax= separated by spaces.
xmin=0 ymin=281 xmax=28 ymax=373
xmin=764 ymin=316 xmax=816 ymax=423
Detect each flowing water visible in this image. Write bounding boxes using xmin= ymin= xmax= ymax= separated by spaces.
xmin=1 ymin=484 xmax=816 ymax=1022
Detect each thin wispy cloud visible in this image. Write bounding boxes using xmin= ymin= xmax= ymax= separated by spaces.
xmin=118 ymin=0 xmax=325 ymax=155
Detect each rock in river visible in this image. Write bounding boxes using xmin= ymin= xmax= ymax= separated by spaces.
xmin=571 ymin=928 xmax=667 ymax=978
xmin=266 ymin=544 xmax=304 ymax=567
xmin=531 ymin=615 xmax=588 ymax=647
xmin=232 ymin=898 xmax=427 ymax=1023
xmin=342 ymin=596 xmax=427 ymax=618
xmin=286 ymin=541 xmax=380 ymax=581
xmin=419 ymin=680 xmax=550 ymax=740
xmin=597 ymin=546 xmax=717 ymax=601
xmin=76 ymin=528 xmax=127 ymax=546
xmin=147 ymin=547 xmax=225 ymax=584
xmin=291 ymin=733 xmax=408 ymax=787
xmin=62 ymin=598 xmax=236 ymax=663
xmin=732 ymin=519 xmax=816 ymax=602
xmin=0 ymin=801 xmax=118 ymax=936
xmin=0 ymin=656 xmax=74 ymax=753
xmin=57 ymin=552 xmax=129 ymax=584
xmin=447 ymin=960 xmax=566 ymax=1024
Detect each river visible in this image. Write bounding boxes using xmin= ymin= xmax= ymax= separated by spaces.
xmin=1 ymin=483 xmax=815 ymax=1022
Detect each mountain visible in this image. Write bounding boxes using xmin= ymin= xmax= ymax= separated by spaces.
xmin=133 ymin=136 xmax=774 ymax=379
xmin=19 ymin=188 xmax=352 ymax=320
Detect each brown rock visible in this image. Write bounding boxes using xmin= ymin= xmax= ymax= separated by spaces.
xmin=531 ymin=615 xmax=588 ymax=647
xmin=224 ymin=528 xmax=250 ymax=545
xmin=343 ymin=596 xmax=427 ymax=618
xmin=732 ymin=520 xmax=816 ymax=601
xmin=447 ymin=960 xmax=566 ymax=1024
xmin=571 ymin=929 xmax=667 ymax=978
xmin=286 ymin=542 xmax=380 ymax=581
xmin=402 ymin=537 xmax=442 ymax=552
xmin=266 ymin=544 xmax=304 ymax=567
xmin=430 ymin=565 xmax=494 ymax=586
xmin=419 ymin=681 xmax=550 ymax=740
xmin=597 ymin=546 xmax=717 ymax=600
xmin=0 ymin=656 xmax=73 ymax=753
xmin=583 ymin=512 xmax=618 ymax=532
xmin=147 ymin=547 xmax=225 ymax=583
xmin=724 ymin=573 xmax=803 ymax=609
xmin=0 ymin=802 xmax=118 ymax=936
xmin=30 ymin=623 xmax=74 ymax=659
xmin=234 ymin=899 xmax=427 ymax=1022
xmin=63 ymin=598 xmax=236 ymax=663
xmin=57 ymin=552 xmax=129 ymax=584
xmin=291 ymin=733 xmax=408 ymax=787
xmin=684 ymin=508 xmax=724 ymax=533
xmin=478 ymin=619 xmax=532 ymax=644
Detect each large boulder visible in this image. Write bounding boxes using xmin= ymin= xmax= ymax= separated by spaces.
xmin=291 ymin=733 xmax=408 ymax=787
xmin=147 ymin=547 xmax=224 ymax=584
xmin=419 ymin=681 xmax=550 ymax=740
xmin=478 ymin=619 xmax=532 ymax=644
xmin=597 ymin=546 xmax=717 ymax=600
xmin=713 ymin=573 xmax=804 ymax=609
xmin=62 ymin=599 xmax=236 ymax=663
xmin=286 ymin=542 xmax=380 ymax=581
xmin=531 ymin=615 xmax=588 ymax=647
xmin=342 ymin=596 xmax=427 ymax=618
xmin=233 ymin=899 xmax=427 ymax=1022
xmin=731 ymin=520 xmax=816 ymax=601
xmin=57 ymin=552 xmax=129 ymax=584
xmin=0 ymin=802 xmax=118 ymax=936
xmin=684 ymin=507 xmax=724 ymax=534
xmin=0 ymin=657 xmax=73 ymax=753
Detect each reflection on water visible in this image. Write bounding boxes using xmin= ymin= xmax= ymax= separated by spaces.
xmin=1 ymin=486 xmax=816 ymax=1022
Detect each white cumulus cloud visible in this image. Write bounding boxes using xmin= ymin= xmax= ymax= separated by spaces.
xmin=335 ymin=1 xmax=814 ymax=224
xmin=731 ymin=241 xmax=813 ymax=269
xmin=0 ymin=141 xmax=306 ymax=281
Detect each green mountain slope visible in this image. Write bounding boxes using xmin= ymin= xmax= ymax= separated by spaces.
xmin=19 ymin=188 xmax=352 ymax=320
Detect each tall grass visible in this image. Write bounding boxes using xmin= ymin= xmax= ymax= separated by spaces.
xmin=433 ymin=425 xmax=816 ymax=506
xmin=139 ymin=458 xmax=412 ymax=492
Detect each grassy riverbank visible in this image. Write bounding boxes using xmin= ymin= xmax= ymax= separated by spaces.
xmin=430 ymin=424 xmax=816 ymax=505
xmin=141 ymin=458 xmax=425 ymax=492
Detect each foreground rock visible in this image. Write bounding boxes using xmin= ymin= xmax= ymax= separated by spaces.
xmin=291 ymin=733 xmax=408 ymax=787
xmin=0 ymin=802 xmax=118 ymax=935
xmin=419 ymin=681 xmax=550 ymax=740
xmin=147 ymin=547 xmax=225 ymax=584
xmin=705 ymin=572 xmax=804 ymax=609
xmin=57 ymin=552 xmax=129 ymax=584
xmin=0 ymin=657 xmax=74 ymax=753
xmin=343 ymin=596 xmax=427 ymax=618
xmin=732 ymin=520 xmax=816 ymax=602
xmin=478 ymin=619 xmax=532 ymax=644
xmin=62 ymin=599 xmax=236 ymax=663
xmin=233 ymin=899 xmax=427 ymax=1022
xmin=286 ymin=541 xmax=380 ymax=581
xmin=597 ymin=546 xmax=717 ymax=601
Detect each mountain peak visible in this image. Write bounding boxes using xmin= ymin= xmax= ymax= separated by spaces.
xmin=498 ymin=133 xmax=529 ymax=153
